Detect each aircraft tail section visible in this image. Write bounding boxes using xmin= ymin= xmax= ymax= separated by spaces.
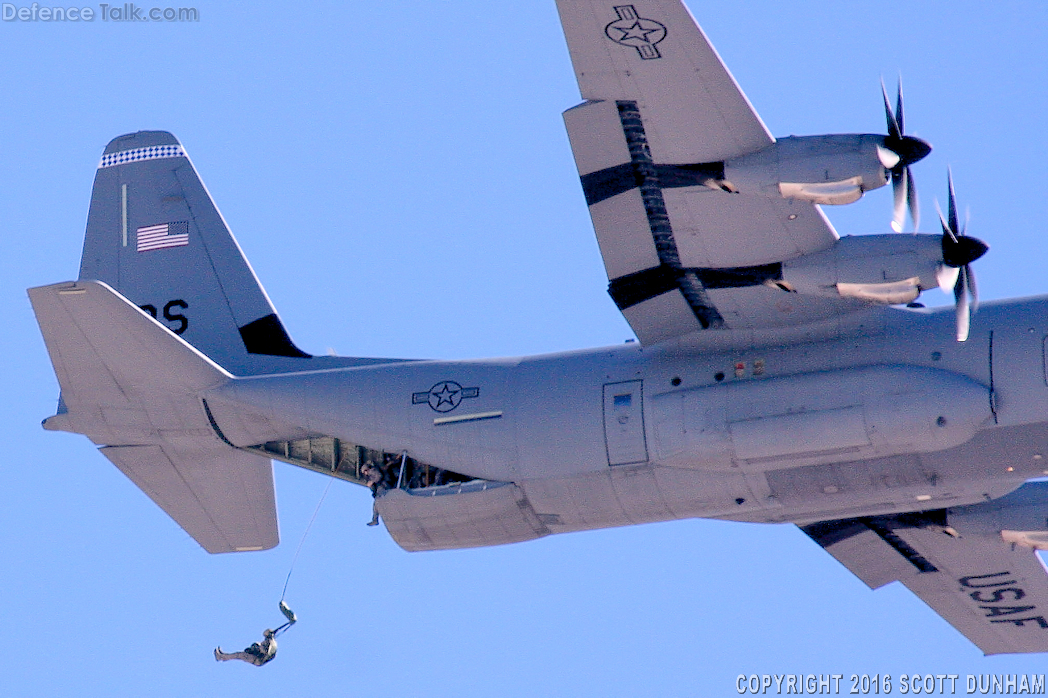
xmin=28 ymin=280 xmax=280 ymax=553
xmin=81 ymin=131 xmax=314 ymax=375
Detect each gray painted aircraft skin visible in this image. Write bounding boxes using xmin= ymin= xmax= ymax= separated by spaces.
xmin=28 ymin=0 xmax=1048 ymax=655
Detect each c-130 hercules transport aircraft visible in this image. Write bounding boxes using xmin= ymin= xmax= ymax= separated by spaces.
xmin=28 ymin=0 xmax=1048 ymax=656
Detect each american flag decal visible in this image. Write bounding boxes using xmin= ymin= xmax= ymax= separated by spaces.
xmin=137 ymin=221 xmax=189 ymax=252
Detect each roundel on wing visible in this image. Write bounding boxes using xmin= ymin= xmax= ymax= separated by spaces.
xmin=604 ymin=6 xmax=667 ymax=59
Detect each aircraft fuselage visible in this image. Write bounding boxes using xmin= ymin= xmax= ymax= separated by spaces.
xmin=205 ymin=295 xmax=1048 ymax=542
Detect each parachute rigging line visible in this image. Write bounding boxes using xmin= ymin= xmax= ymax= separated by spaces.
xmin=280 ymin=476 xmax=335 ymax=603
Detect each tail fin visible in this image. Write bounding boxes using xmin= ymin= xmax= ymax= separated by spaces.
xmin=80 ymin=131 xmax=312 ymax=375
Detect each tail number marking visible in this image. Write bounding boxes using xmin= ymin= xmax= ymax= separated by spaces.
xmin=139 ymin=299 xmax=189 ymax=335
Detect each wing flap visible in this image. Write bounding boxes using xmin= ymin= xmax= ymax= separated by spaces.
xmin=802 ymin=518 xmax=928 ymax=590
xmin=664 ymin=189 xmax=835 ymax=268
xmin=804 ymin=510 xmax=1048 ymax=655
xmin=620 ymin=291 xmax=703 ymax=345
xmin=705 ymin=286 xmax=866 ymax=331
xmin=589 ymin=190 xmax=662 ymax=280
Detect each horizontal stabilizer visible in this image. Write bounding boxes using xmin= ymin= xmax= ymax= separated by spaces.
xmin=28 ymin=280 xmax=278 ymax=553
xmin=29 ymin=280 xmax=228 ymax=440
xmin=101 ymin=445 xmax=277 ymax=553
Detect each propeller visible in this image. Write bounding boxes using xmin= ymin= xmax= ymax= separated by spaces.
xmin=879 ymin=79 xmax=932 ymax=232
xmin=935 ymin=170 xmax=988 ymax=342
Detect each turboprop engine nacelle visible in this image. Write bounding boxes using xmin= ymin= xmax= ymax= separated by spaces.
xmin=781 ymin=234 xmax=946 ymax=305
xmin=722 ymin=134 xmax=921 ymax=205
xmin=947 ymin=482 xmax=1048 ymax=551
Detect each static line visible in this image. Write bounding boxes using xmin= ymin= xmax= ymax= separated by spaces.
xmin=280 ymin=476 xmax=335 ymax=603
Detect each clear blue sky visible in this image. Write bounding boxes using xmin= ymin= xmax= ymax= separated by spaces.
xmin=3 ymin=2 xmax=1048 ymax=695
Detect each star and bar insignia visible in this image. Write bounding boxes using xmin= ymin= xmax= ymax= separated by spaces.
xmin=604 ymin=5 xmax=667 ymax=60
xmin=412 ymin=381 xmax=480 ymax=413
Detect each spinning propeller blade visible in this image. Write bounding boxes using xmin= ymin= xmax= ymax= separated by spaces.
xmin=937 ymin=170 xmax=988 ymax=342
xmin=882 ymin=79 xmax=931 ymax=232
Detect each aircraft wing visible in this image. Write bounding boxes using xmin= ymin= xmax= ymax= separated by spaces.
xmin=556 ymin=0 xmax=842 ymax=343
xmin=29 ymin=280 xmax=279 ymax=553
xmin=803 ymin=503 xmax=1048 ymax=655
xmin=557 ymin=0 xmax=772 ymax=162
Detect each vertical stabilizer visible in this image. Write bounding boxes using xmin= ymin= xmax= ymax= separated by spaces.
xmin=80 ymin=131 xmax=310 ymax=375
